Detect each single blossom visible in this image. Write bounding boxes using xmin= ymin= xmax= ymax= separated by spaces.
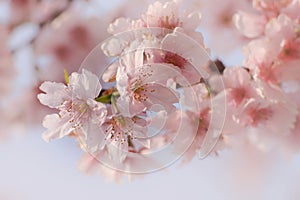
xmin=222 ymin=67 xmax=259 ymax=107
xmin=98 ymin=113 xmax=151 ymax=163
xmin=38 ymin=69 xmax=107 ymax=152
xmin=211 ymin=67 xmax=260 ymax=135
xmin=115 ymin=62 xmax=180 ymax=117
xmin=158 ymin=28 xmax=206 ymax=85
xmin=236 ymin=82 xmax=298 ymax=151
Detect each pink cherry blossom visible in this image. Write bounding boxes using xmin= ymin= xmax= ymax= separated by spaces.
xmin=222 ymin=67 xmax=259 ymax=107
xmin=38 ymin=69 xmax=107 ymax=151
xmin=102 ymin=0 xmax=203 ymax=59
xmin=115 ymin=63 xmax=180 ymax=117
xmin=282 ymin=0 xmax=300 ymax=19
xmin=35 ymin=7 xmax=109 ymax=82
xmin=243 ymin=14 xmax=300 ymax=84
xmin=107 ymin=0 xmax=202 ymax=34
xmin=199 ymin=0 xmax=253 ymax=54
xmin=213 ymin=67 xmax=260 ymax=135
xmin=142 ymin=0 xmax=202 ymax=36
xmin=161 ymin=100 xmax=226 ymax=163
xmin=180 ymin=109 xmax=208 ymax=163
xmin=97 ymin=114 xmax=150 ymax=164
xmin=23 ymin=0 xmax=300 ymax=179
xmin=238 ymin=82 xmax=298 ymax=144
xmin=252 ymin=0 xmax=292 ymax=17
xmin=235 ymin=0 xmax=299 ymax=40
xmin=234 ymin=11 xmax=267 ymax=38
xmin=158 ymin=28 xmax=206 ymax=85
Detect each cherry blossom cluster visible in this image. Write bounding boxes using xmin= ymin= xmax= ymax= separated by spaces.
xmin=36 ymin=0 xmax=300 ymax=181
xmin=1 ymin=0 xmax=300 ymax=182
xmin=38 ymin=0 xmax=224 ymax=179
xmin=231 ymin=0 xmax=300 ymax=153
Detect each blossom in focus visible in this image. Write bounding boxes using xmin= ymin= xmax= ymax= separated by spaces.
xmin=38 ymin=69 xmax=107 ymax=152
xmin=115 ymin=63 xmax=179 ymax=117
xmin=98 ymin=114 xmax=150 ymax=163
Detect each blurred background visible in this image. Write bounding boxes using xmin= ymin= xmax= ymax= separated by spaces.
xmin=0 ymin=0 xmax=300 ymax=199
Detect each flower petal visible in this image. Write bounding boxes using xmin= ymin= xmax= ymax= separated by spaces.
xmin=69 ymin=69 xmax=101 ymax=100
xmin=42 ymin=113 xmax=73 ymax=142
xmin=38 ymin=81 xmax=68 ymax=108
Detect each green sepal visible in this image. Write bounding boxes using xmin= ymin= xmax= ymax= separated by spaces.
xmin=95 ymin=94 xmax=112 ymax=104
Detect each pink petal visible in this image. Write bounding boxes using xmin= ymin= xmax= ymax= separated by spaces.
xmin=38 ymin=81 xmax=68 ymax=108
xmin=42 ymin=114 xmax=73 ymax=142
xmin=69 ymin=69 xmax=101 ymax=100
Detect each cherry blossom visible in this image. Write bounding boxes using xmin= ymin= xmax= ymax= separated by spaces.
xmin=243 ymin=14 xmax=300 ymax=84
xmin=198 ymin=0 xmax=253 ymax=54
xmin=252 ymin=0 xmax=292 ymax=17
xmin=115 ymin=63 xmax=180 ymax=117
xmin=102 ymin=0 xmax=204 ymax=59
xmin=34 ymin=7 xmax=109 ymax=82
xmin=38 ymin=69 xmax=107 ymax=150
xmin=0 ymin=0 xmax=297 ymax=180
xmin=234 ymin=11 xmax=267 ymax=38
xmin=97 ymin=114 xmax=150 ymax=163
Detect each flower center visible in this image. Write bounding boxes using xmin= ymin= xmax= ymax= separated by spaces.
xmin=247 ymin=106 xmax=273 ymax=127
xmin=279 ymin=40 xmax=300 ymax=60
xmin=159 ymin=15 xmax=180 ymax=30
xmin=105 ymin=117 xmax=136 ymax=145
xmin=164 ymin=51 xmax=187 ymax=69
xmin=231 ymin=87 xmax=247 ymax=106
